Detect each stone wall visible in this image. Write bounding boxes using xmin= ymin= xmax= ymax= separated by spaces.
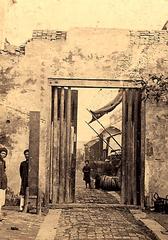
xmin=0 ymin=27 xmax=167 ymax=199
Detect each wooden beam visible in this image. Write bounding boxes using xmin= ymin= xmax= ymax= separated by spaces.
xmin=127 ymin=90 xmax=133 ymax=205
xmin=59 ymin=87 xmax=65 ymax=203
xmin=29 ymin=111 xmax=40 ymax=196
xmin=65 ymin=88 xmax=71 ymax=202
xmin=48 ymin=78 xmax=142 ymax=89
xmin=140 ymin=91 xmax=146 ymax=208
xmin=121 ymin=90 xmax=126 ymax=204
xmin=49 ymin=121 xmax=53 ymax=203
xmin=71 ymin=90 xmax=78 ymax=202
xmin=132 ymin=90 xmax=137 ymax=205
xmin=45 ymin=87 xmax=52 ymax=206
xmin=52 ymin=87 xmax=59 ymax=204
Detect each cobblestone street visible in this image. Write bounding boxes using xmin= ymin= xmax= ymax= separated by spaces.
xmin=53 ymin=171 xmax=157 ymax=240
xmin=54 ymin=206 xmax=155 ymax=240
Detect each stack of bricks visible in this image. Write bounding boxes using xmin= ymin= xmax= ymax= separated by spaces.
xmin=130 ymin=30 xmax=168 ymax=45
xmin=32 ymin=30 xmax=67 ymax=41
xmin=15 ymin=44 xmax=26 ymax=55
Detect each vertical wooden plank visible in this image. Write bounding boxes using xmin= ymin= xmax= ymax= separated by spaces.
xmin=132 ymin=89 xmax=138 ymax=205
xmin=71 ymin=90 xmax=78 ymax=202
xmin=127 ymin=90 xmax=133 ymax=205
xmin=49 ymin=121 xmax=53 ymax=202
xmin=45 ymin=87 xmax=52 ymax=206
xmin=63 ymin=89 xmax=67 ymax=201
xmin=29 ymin=111 xmax=40 ymax=196
xmin=65 ymin=88 xmax=71 ymax=202
xmin=36 ymin=190 xmax=41 ymax=214
xmin=69 ymin=126 xmax=74 ymax=202
xmin=121 ymin=90 xmax=127 ymax=204
xmin=59 ymin=87 xmax=65 ymax=203
xmin=140 ymin=90 xmax=145 ymax=208
xmin=125 ymin=90 xmax=129 ymax=204
xmin=52 ymin=87 xmax=58 ymax=204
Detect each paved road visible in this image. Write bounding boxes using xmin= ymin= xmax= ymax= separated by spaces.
xmin=54 ymin=206 xmax=155 ymax=240
xmin=53 ymin=173 xmax=156 ymax=240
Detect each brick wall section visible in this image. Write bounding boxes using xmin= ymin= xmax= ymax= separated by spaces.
xmin=130 ymin=30 xmax=168 ymax=45
xmin=32 ymin=30 xmax=67 ymax=40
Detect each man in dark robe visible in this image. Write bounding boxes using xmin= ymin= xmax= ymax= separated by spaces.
xmin=19 ymin=149 xmax=29 ymax=211
xmin=82 ymin=160 xmax=91 ymax=188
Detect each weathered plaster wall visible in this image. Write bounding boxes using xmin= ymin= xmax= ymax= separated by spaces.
xmin=0 ymin=28 xmax=168 ymax=198
xmin=145 ymin=102 xmax=168 ymax=198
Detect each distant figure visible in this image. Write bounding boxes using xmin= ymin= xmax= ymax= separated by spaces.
xmin=0 ymin=147 xmax=8 ymax=219
xmin=82 ymin=160 xmax=91 ymax=188
xmin=19 ymin=149 xmax=29 ymax=211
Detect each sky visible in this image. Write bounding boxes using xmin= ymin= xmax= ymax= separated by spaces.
xmin=2 ymin=0 xmax=168 ymax=142
xmin=4 ymin=0 xmax=168 ymax=45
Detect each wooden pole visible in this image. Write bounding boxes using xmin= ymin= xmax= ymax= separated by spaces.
xmin=132 ymin=90 xmax=138 ymax=205
xmin=65 ymin=88 xmax=71 ymax=202
xmin=45 ymin=87 xmax=52 ymax=207
xmin=52 ymin=87 xmax=59 ymax=204
xmin=49 ymin=121 xmax=53 ymax=203
xmin=71 ymin=90 xmax=78 ymax=202
xmin=36 ymin=190 xmax=41 ymax=215
xmin=59 ymin=87 xmax=65 ymax=203
xmin=127 ymin=90 xmax=133 ymax=205
xmin=140 ymin=91 xmax=145 ymax=208
xmin=29 ymin=111 xmax=41 ymax=214
xmin=121 ymin=90 xmax=126 ymax=204
xmin=87 ymin=109 xmax=122 ymax=148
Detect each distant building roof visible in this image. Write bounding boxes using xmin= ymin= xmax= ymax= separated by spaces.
xmin=84 ymin=138 xmax=99 ymax=148
xmin=99 ymin=126 xmax=121 ymax=137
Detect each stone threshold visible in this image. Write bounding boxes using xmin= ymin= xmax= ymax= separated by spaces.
xmin=49 ymin=203 xmax=141 ymax=209
xmin=130 ymin=209 xmax=168 ymax=240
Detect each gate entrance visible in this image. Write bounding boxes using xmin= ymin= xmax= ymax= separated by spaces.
xmin=47 ymin=78 xmax=145 ymax=207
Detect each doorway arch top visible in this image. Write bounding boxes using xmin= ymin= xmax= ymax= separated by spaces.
xmin=48 ymin=77 xmax=143 ymax=89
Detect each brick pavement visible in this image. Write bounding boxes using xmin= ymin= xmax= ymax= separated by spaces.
xmin=0 ymin=209 xmax=44 ymax=240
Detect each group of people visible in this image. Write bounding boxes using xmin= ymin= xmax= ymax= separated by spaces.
xmin=0 ymin=147 xmax=29 ymax=217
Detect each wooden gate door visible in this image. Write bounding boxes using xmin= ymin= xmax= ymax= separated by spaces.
xmin=49 ymin=87 xmax=78 ymax=204
xmin=121 ymin=89 xmax=145 ymax=207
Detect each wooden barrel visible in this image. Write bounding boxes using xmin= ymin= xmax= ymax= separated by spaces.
xmin=100 ymin=175 xmax=120 ymax=191
xmin=100 ymin=175 xmax=106 ymax=189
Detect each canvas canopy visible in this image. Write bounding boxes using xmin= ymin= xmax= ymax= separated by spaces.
xmin=89 ymin=89 xmax=123 ymax=123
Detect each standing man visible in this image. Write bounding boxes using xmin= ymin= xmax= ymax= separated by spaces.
xmin=82 ymin=160 xmax=91 ymax=189
xmin=0 ymin=147 xmax=8 ymax=219
xmin=19 ymin=149 xmax=29 ymax=211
